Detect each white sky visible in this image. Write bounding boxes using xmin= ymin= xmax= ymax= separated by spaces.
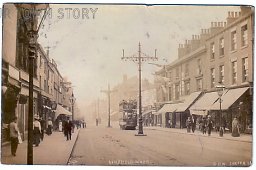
xmin=38 ymin=4 xmax=241 ymax=110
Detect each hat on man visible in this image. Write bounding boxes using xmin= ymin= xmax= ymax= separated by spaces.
xmin=34 ymin=114 xmax=40 ymax=120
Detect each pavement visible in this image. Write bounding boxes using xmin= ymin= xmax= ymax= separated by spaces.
xmin=110 ymin=120 xmax=252 ymax=143
xmin=1 ymin=128 xmax=80 ymax=165
xmin=144 ymin=126 xmax=252 ymax=143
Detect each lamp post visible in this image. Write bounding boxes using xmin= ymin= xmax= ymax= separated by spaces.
xmin=16 ymin=4 xmax=48 ymax=165
xmin=70 ymin=92 xmax=76 ymax=121
xmin=122 ymin=42 xmax=158 ymax=136
xmin=216 ymin=83 xmax=225 ymax=137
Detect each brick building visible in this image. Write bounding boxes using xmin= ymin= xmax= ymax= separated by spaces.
xmin=155 ymin=6 xmax=253 ymax=133
xmin=1 ymin=4 xmax=75 ymax=142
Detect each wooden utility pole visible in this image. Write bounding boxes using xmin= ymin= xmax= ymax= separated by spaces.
xmin=101 ymin=84 xmax=116 ymax=127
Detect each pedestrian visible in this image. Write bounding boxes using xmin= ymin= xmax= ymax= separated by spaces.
xmin=64 ymin=117 xmax=73 ymax=140
xmin=47 ymin=117 xmax=53 ymax=135
xmin=191 ymin=116 xmax=196 ymax=133
xmin=222 ymin=116 xmax=227 ymax=133
xmin=206 ymin=115 xmax=213 ymax=136
xmin=9 ymin=116 xmax=19 ymax=156
xmin=96 ymin=118 xmax=98 ymax=126
xmin=202 ymin=116 xmax=207 ymax=134
xmin=33 ymin=115 xmax=42 ymax=147
xmin=39 ymin=117 xmax=45 ymax=141
xmin=168 ymin=119 xmax=171 ymax=128
xmin=186 ymin=117 xmax=192 ymax=133
xmin=82 ymin=120 xmax=85 ymax=128
xmin=232 ymin=117 xmax=240 ymax=137
xmin=58 ymin=120 xmax=62 ymax=132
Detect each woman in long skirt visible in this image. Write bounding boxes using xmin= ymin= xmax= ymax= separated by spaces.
xmin=33 ymin=116 xmax=42 ymax=146
xmin=232 ymin=117 xmax=240 ymax=137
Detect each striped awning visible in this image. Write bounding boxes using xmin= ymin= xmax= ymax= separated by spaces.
xmin=53 ymin=104 xmax=72 ymax=119
xmin=210 ymin=87 xmax=249 ymax=110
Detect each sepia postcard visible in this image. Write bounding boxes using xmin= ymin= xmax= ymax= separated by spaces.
xmin=0 ymin=2 xmax=254 ymax=167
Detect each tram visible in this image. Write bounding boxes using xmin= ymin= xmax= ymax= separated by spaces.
xmin=119 ymin=100 xmax=137 ymax=130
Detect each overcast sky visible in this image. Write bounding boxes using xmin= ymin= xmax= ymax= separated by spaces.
xmin=38 ymin=4 xmax=240 ymax=110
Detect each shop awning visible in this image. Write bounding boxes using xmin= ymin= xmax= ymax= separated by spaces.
xmin=210 ymin=87 xmax=249 ymax=110
xmin=176 ymin=91 xmax=202 ymax=112
xmin=190 ymin=109 xmax=208 ymax=116
xmin=189 ymin=91 xmax=222 ymax=113
xmin=156 ymin=103 xmax=182 ymax=115
xmin=110 ymin=111 xmax=119 ymax=116
xmin=142 ymin=110 xmax=152 ymax=116
xmin=53 ymin=104 xmax=72 ymax=118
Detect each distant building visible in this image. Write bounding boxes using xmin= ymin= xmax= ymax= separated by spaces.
xmin=107 ymin=75 xmax=154 ymax=121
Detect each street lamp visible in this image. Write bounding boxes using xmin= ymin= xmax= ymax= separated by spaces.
xmin=216 ymin=83 xmax=225 ymax=137
xmin=70 ymin=92 xmax=76 ymax=121
xmin=16 ymin=3 xmax=49 ymax=165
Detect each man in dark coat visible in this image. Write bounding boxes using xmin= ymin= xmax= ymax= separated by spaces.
xmin=64 ymin=117 xmax=73 ymax=141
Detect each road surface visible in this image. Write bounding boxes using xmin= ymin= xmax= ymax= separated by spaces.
xmin=68 ymin=123 xmax=252 ymax=166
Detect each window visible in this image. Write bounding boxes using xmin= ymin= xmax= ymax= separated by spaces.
xmin=167 ymin=71 xmax=172 ymax=81
xmin=44 ymin=80 xmax=47 ymax=92
xmin=175 ymin=84 xmax=180 ymax=100
xmin=176 ymin=68 xmax=179 ymax=80
xmin=242 ymin=57 xmax=248 ymax=82
xmin=185 ymin=63 xmax=189 ymax=77
xmin=210 ymin=68 xmax=215 ymax=88
xmin=232 ymin=61 xmax=237 ymax=84
xmin=219 ymin=37 xmax=224 ymax=56
xmin=210 ymin=42 xmax=215 ymax=59
xmin=197 ymin=58 xmax=202 ymax=75
xmin=185 ymin=81 xmax=190 ymax=95
xmin=39 ymin=76 xmax=42 ymax=89
xmin=241 ymin=25 xmax=248 ymax=47
xmin=231 ymin=31 xmax=237 ymax=51
xmin=196 ymin=79 xmax=203 ymax=91
xmin=219 ymin=65 xmax=225 ymax=84
xmin=168 ymin=86 xmax=172 ymax=101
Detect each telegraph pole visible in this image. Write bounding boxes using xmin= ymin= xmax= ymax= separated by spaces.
xmin=98 ymin=98 xmax=100 ymax=124
xmin=101 ymin=84 xmax=116 ymax=127
xmin=122 ymin=42 xmax=158 ymax=136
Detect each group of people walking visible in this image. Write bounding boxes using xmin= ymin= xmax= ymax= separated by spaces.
xmin=33 ymin=115 xmax=54 ymax=147
xmin=185 ymin=115 xmax=241 ymax=137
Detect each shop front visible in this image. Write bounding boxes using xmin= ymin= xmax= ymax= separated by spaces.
xmin=209 ymin=87 xmax=251 ymax=133
xmin=52 ymin=104 xmax=72 ymax=130
xmin=1 ymin=63 xmax=21 ymax=142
